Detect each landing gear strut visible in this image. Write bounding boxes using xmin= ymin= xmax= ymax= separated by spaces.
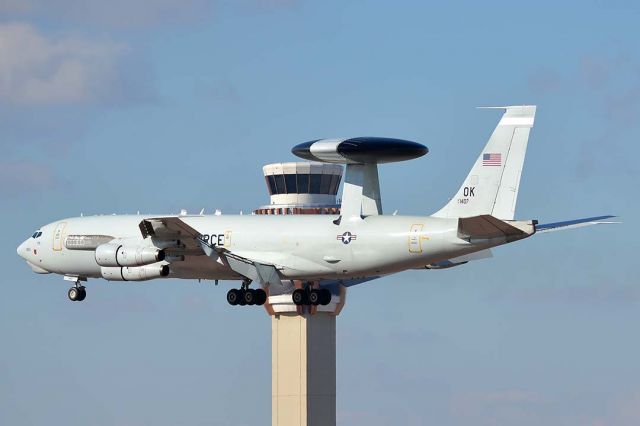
xmin=292 ymin=287 xmax=331 ymax=306
xmin=227 ymin=281 xmax=267 ymax=307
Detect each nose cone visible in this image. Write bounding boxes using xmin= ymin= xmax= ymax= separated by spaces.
xmin=17 ymin=240 xmax=28 ymax=260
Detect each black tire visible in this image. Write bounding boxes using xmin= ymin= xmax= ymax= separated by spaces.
xmin=227 ymin=289 xmax=240 ymax=306
xmin=244 ymin=289 xmax=256 ymax=305
xmin=292 ymin=289 xmax=306 ymax=305
xmin=238 ymin=289 xmax=247 ymax=306
xmin=320 ymin=289 xmax=332 ymax=306
xmin=68 ymin=287 xmax=79 ymax=301
xmin=309 ymin=290 xmax=320 ymax=306
xmin=77 ymin=287 xmax=86 ymax=301
xmin=255 ymin=289 xmax=267 ymax=306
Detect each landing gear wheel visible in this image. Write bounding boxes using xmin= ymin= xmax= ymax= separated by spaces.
xmin=238 ymin=289 xmax=247 ymax=306
xmin=292 ymin=289 xmax=307 ymax=306
xmin=320 ymin=288 xmax=331 ymax=306
xmin=76 ymin=287 xmax=86 ymax=301
xmin=227 ymin=289 xmax=241 ymax=306
xmin=243 ymin=289 xmax=256 ymax=305
xmin=309 ymin=289 xmax=321 ymax=306
xmin=68 ymin=286 xmax=86 ymax=302
xmin=255 ymin=289 xmax=267 ymax=306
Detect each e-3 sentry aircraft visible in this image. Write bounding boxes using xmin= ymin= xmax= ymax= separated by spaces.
xmin=17 ymin=106 xmax=615 ymax=305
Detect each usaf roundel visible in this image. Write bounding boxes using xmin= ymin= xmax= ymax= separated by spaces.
xmin=337 ymin=231 xmax=357 ymax=244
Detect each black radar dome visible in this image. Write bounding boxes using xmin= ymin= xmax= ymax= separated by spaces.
xmin=292 ymin=137 xmax=428 ymax=164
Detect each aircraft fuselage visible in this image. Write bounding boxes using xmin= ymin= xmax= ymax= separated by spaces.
xmin=16 ymin=213 xmax=515 ymax=282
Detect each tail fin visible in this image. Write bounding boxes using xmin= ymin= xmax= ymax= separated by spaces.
xmin=432 ymin=105 xmax=536 ymax=220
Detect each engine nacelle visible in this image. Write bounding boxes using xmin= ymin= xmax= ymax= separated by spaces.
xmin=101 ymin=264 xmax=170 ymax=281
xmin=95 ymin=242 xmax=165 ymax=267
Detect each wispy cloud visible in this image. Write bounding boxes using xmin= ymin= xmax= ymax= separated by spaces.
xmin=0 ymin=0 xmax=212 ymax=29
xmin=0 ymin=23 xmax=134 ymax=106
xmin=0 ymin=0 xmax=32 ymax=13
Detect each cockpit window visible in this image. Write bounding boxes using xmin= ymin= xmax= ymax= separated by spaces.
xmin=31 ymin=231 xmax=42 ymax=239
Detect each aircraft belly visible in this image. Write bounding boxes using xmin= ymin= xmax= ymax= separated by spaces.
xmin=168 ymin=255 xmax=240 ymax=280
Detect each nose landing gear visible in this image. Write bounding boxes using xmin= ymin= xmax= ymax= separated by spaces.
xmin=65 ymin=276 xmax=87 ymax=302
xmin=68 ymin=286 xmax=86 ymax=301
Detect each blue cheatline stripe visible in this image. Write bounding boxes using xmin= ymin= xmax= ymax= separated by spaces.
xmin=536 ymin=215 xmax=616 ymax=231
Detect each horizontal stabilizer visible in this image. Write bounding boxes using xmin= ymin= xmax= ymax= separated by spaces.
xmin=536 ymin=215 xmax=618 ymax=233
xmin=458 ymin=214 xmax=535 ymax=242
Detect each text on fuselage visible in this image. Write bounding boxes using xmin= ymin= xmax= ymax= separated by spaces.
xmin=200 ymin=234 xmax=226 ymax=247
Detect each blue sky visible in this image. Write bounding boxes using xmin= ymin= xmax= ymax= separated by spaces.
xmin=1 ymin=1 xmax=638 ymax=425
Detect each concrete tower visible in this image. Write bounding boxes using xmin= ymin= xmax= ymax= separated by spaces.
xmin=255 ymin=162 xmax=345 ymax=426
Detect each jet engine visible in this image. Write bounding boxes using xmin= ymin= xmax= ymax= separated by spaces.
xmin=95 ymin=242 xmax=165 ymax=267
xmin=101 ymin=264 xmax=170 ymax=281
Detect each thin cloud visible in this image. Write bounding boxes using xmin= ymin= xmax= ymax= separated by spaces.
xmin=0 ymin=0 xmax=33 ymax=13
xmin=0 ymin=22 xmax=132 ymax=106
xmin=0 ymin=0 xmax=212 ymax=29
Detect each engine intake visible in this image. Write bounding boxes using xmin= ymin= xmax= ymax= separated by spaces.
xmin=101 ymin=264 xmax=170 ymax=281
xmin=95 ymin=242 xmax=165 ymax=267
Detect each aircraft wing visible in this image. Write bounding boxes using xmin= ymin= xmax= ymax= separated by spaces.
xmin=216 ymin=248 xmax=283 ymax=287
xmin=138 ymin=217 xmax=330 ymax=286
xmin=139 ymin=216 xmax=205 ymax=253
xmin=535 ymin=215 xmax=618 ymax=233
xmin=215 ymin=248 xmax=335 ymax=286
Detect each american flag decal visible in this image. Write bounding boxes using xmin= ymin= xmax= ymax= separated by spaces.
xmin=482 ymin=153 xmax=502 ymax=166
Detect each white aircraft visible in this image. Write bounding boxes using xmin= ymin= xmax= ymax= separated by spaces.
xmin=17 ymin=106 xmax=615 ymax=305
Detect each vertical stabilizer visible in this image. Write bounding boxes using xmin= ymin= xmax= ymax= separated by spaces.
xmin=432 ymin=105 xmax=536 ymax=220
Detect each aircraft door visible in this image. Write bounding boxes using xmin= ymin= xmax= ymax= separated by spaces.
xmin=409 ymin=224 xmax=424 ymax=253
xmin=53 ymin=222 xmax=67 ymax=251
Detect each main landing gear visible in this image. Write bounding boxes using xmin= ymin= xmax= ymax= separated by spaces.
xmin=292 ymin=287 xmax=331 ymax=306
xmin=227 ymin=281 xmax=267 ymax=306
